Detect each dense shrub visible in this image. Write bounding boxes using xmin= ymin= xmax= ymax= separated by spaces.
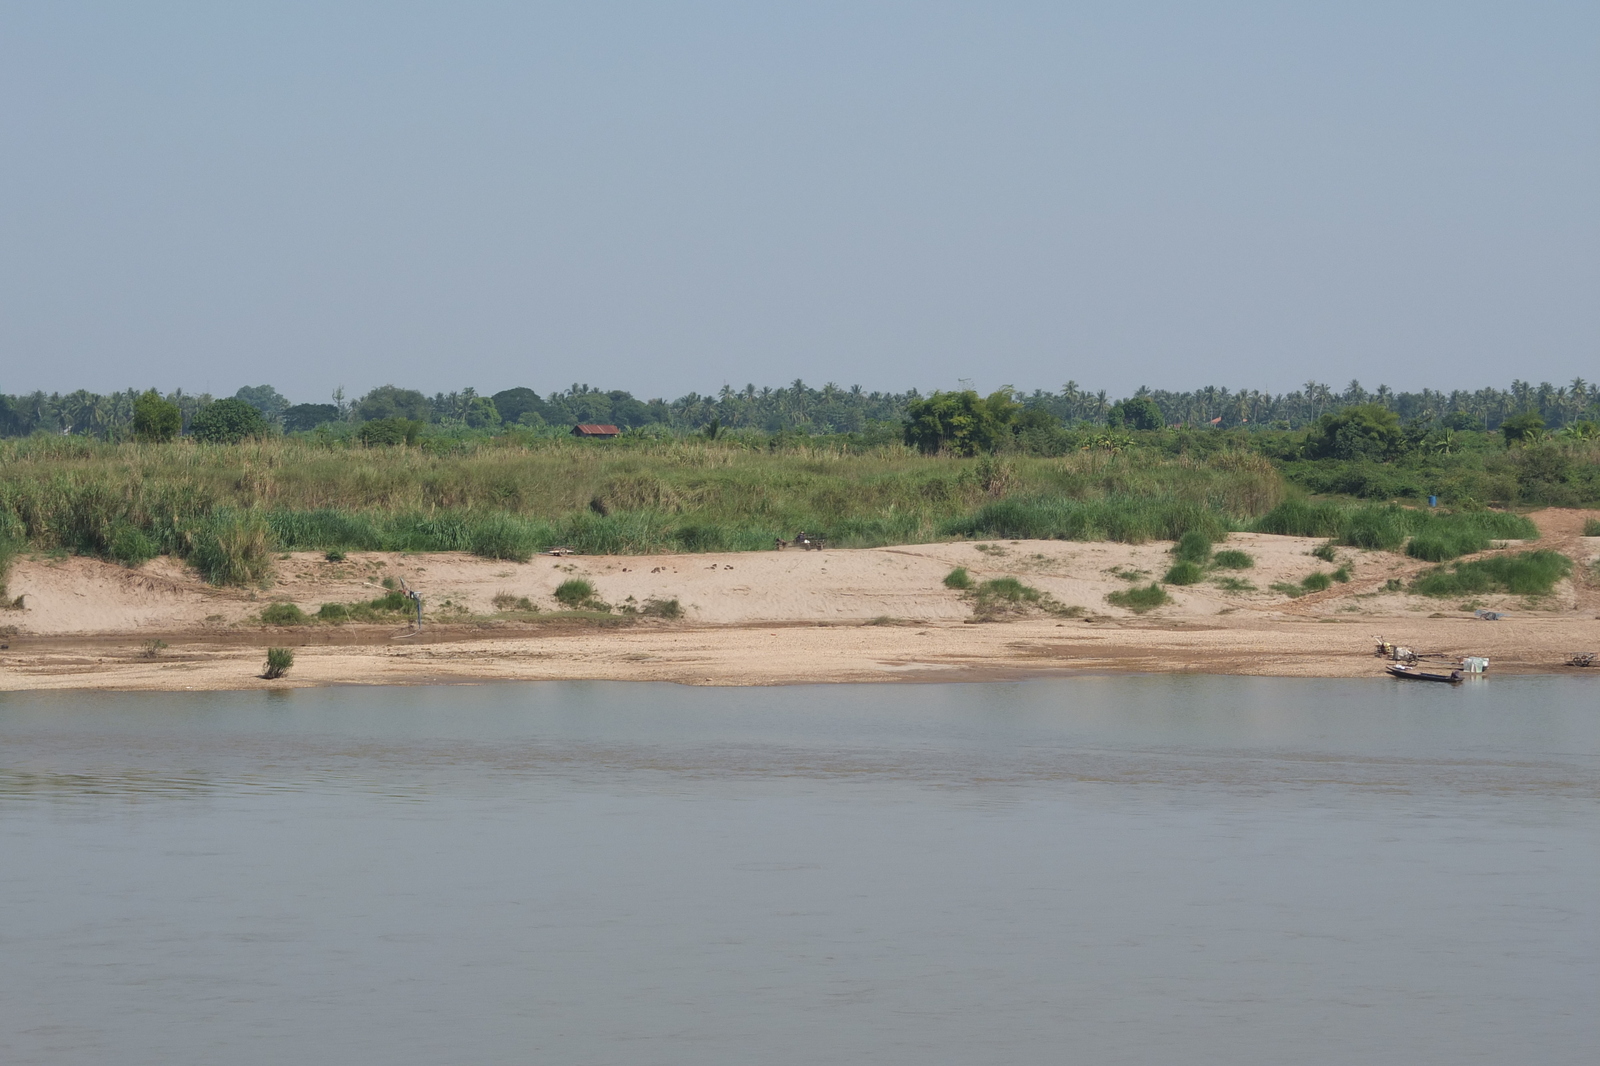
xmin=1172 ymin=530 xmax=1213 ymax=563
xmin=1411 ymin=551 xmax=1571 ymax=596
xmin=1301 ymin=572 xmax=1333 ymax=592
xmin=1211 ymin=549 xmax=1253 ymax=569
xmin=190 ymin=398 xmax=269 ymax=444
xmin=260 ymin=602 xmax=308 ymax=625
xmin=263 ymin=647 xmax=294 ymax=679
xmin=132 ymin=390 xmax=181 ymax=442
xmin=554 ymin=578 xmax=598 ymax=609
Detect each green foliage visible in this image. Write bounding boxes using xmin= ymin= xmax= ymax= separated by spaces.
xmin=1211 ymin=549 xmax=1254 ymax=569
xmin=263 ymin=647 xmax=294 ymax=679
xmin=1105 ymin=583 xmax=1169 ymax=612
xmin=317 ymin=602 xmax=349 ymax=622
xmin=969 ymin=576 xmax=1079 ymax=619
xmin=1584 ymin=518 xmax=1600 ymax=537
xmin=1301 ymin=571 xmax=1333 ymax=592
xmin=1172 ymin=530 xmax=1213 ymax=563
xmin=1332 ymin=565 xmax=1351 ymax=582
xmin=324 ymin=549 xmax=346 ymax=562
xmin=1213 ymin=576 xmax=1255 ymax=592
xmin=1411 ymin=550 xmax=1571 ymax=596
xmin=0 ymin=536 xmax=15 ymax=600
xmin=186 ymin=512 xmax=274 ymax=585
xmin=944 ymin=496 xmax=1230 ymax=544
xmin=1163 ymin=561 xmax=1205 ymax=585
xmin=1500 ymin=411 xmax=1545 ymax=446
xmin=1312 ymin=541 xmax=1338 ymax=562
xmin=1304 ymin=405 xmax=1403 ymax=461
xmin=554 ymin=578 xmax=598 ymax=609
xmin=354 ymin=385 xmax=430 ymax=422
xmin=190 ymin=398 xmax=269 ymax=444
xmin=943 ymin=566 xmax=973 ymax=590
xmin=903 ymin=390 xmax=1017 ymax=456
xmin=260 ymin=601 xmax=308 ymax=625
xmin=108 ymin=524 xmax=157 ymax=566
xmin=234 ymin=385 xmax=290 ymax=422
xmin=357 ymin=418 xmax=424 ymax=446
xmin=1256 ymin=500 xmax=1537 ymax=560
xmin=132 ymin=390 xmax=182 ymax=442
xmin=284 ymin=403 xmax=341 ymax=432
xmin=1110 ymin=395 xmax=1164 ymax=431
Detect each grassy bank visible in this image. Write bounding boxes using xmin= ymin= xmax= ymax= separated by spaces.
xmin=1253 ymin=500 xmax=1538 ymax=560
xmin=0 ymin=436 xmax=1285 ymax=581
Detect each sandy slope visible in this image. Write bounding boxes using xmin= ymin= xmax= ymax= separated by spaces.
xmin=2 ymin=511 xmax=1597 ymax=690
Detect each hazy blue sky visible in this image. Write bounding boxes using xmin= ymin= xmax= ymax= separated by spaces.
xmin=2 ymin=2 xmax=1595 ymax=402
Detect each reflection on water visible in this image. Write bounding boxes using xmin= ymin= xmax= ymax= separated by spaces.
xmin=1 ymin=677 xmax=1596 ymax=1065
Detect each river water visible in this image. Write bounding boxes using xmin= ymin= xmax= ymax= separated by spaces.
xmin=1 ymin=676 xmax=1595 ymax=1065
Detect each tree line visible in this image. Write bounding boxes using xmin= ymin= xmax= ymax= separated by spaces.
xmin=1 ymin=376 xmax=1595 ymax=442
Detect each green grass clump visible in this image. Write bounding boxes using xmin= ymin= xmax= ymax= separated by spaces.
xmin=1312 ymin=541 xmax=1337 ymax=562
xmin=1211 ymin=549 xmax=1253 ymax=569
xmin=0 ymin=537 xmax=16 ymax=601
xmin=554 ymin=578 xmax=599 ymax=609
xmin=317 ymin=602 xmax=349 ymax=622
xmin=1213 ymin=576 xmax=1255 ymax=592
xmin=1332 ymin=565 xmax=1351 ymax=583
xmin=1105 ymin=583 xmax=1169 ymax=613
xmin=1255 ymin=501 xmax=1537 ymax=560
xmin=1584 ymin=518 xmax=1600 ymax=536
xmin=1172 ymin=530 xmax=1213 ymax=563
xmin=260 ymin=602 xmax=308 ymax=626
xmin=262 ymin=647 xmax=294 ymax=679
xmin=187 ymin=512 xmax=275 ymax=586
xmin=324 ymin=549 xmax=346 ymax=562
xmin=1301 ymin=572 xmax=1333 ymax=592
xmin=943 ymin=566 xmax=973 ymax=590
xmin=1411 ymin=550 xmax=1572 ymax=597
xmin=1270 ymin=581 xmax=1305 ymax=598
xmin=968 ymin=576 xmax=1080 ymax=620
xmin=944 ymin=496 xmax=1231 ymax=544
xmin=1163 ymin=561 xmax=1205 ymax=585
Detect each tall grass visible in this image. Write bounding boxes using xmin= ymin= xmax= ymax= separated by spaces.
xmin=0 ymin=436 xmax=1286 ymax=578
xmin=1255 ymin=500 xmax=1537 ymax=559
xmin=1411 ymin=551 xmax=1571 ymax=596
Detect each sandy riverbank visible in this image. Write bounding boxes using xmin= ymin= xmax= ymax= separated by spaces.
xmin=3 ymin=511 xmax=1596 ymax=690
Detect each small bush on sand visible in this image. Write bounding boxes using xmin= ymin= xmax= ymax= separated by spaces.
xmin=1213 ymin=576 xmax=1255 ymax=592
xmin=263 ymin=647 xmax=294 ymax=679
xmin=1312 ymin=541 xmax=1337 ymax=562
xmin=554 ymin=578 xmax=605 ymax=610
xmin=260 ymin=602 xmax=308 ymax=625
xmin=1163 ymin=561 xmax=1204 ymax=585
xmin=969 ymin=576 xmax=1080 ymax=620
xmin=640 ymin=596 xmax=682 ymax=619
xmin=1583 ymin=518 xmax=1600 ymax=537
xmin=492 ymin=592 xmax=535 ymax=612
xmin=317 ymin=602 xmax=349 ymax=623
xmin=1172 ymin=530 xmax=1213 ymax=563
xmin=944 ymin=566 xmax=974 ymax=590
xmin=1332 ymin=565 xmax=1351 ymax=583
xmin=1411 ymin=550 xmax=1571 ymax=597
xmin=1212 ymin=549 xmax=1253 ymax=569
xmin=1270 ymin=581 xmax=1305 ymax=598
xmin=324 ymin=550 xmax=346 ymax=562
xmin=1105 ymin=583 xmax=1169 ymax=613
xmin=1301 ymin=572 xmax=1333 ymax=592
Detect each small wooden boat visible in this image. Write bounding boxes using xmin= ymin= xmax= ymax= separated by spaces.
xmin=1386 ymin=663 xmax=1463 ymax=683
